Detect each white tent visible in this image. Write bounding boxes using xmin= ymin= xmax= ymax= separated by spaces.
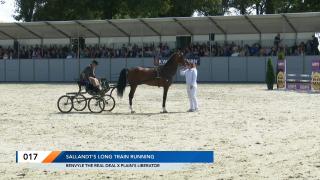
xmin=0 ymin=12 xmax=319 ymax=40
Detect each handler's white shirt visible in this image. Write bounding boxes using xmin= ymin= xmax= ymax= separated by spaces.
xmin=180 ymin=67 xmax=198 ymax=110
xmin=180 ymin=68 xmax=197 ymax=87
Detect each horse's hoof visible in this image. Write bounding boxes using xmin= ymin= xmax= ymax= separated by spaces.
xmin=131 ymin=111 xmax=136 ymax=114
xmin=161 ymin=110 xmax=168 ymax=113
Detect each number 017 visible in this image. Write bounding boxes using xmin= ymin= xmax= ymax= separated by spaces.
xmin=23 ymin=153 xmax=38 ymax=160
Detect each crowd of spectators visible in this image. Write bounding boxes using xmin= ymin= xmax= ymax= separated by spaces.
xmin=0 ymin=45 xmax=74 ymax=59
xmin=78 ymin=43 xmax=171 ymax=59
xmin=0 ymin=36 xmax=319 ymax=60
xmin=0 ymin=43 xmax=171 ymax=59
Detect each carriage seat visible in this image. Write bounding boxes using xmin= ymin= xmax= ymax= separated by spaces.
xmin=77 ymin=80 xmax=88 ymax=88
xmin=77 ymin=79 xmax=109 ymax=96
xmin=78 ymin=81 xmax=100 ymax=95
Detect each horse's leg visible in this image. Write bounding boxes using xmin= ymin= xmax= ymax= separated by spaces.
xmin=162 ymin=85 xmax=169 ymax=113
xmin=129 ymin=84 xmax=137 ymax=114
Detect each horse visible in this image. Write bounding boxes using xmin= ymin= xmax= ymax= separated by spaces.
xmin=116 ymin=52 xmax=186 ymax=113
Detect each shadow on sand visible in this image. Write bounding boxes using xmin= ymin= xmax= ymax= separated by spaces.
xmin=104 ymin=111 xmax=186 ymax=116
xmin=52 ymin=111 xmax=186 ymax=116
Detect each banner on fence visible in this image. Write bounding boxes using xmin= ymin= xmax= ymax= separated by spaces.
xmin=311 ymin=60 xmax=320 ymax=91
xmin=277 ymin=59 xmax=320 ymax=91
xmin=157 ymin=54 xmax=200 ymax=66
xmin=277 ymin=59 xmax=286 ymax=89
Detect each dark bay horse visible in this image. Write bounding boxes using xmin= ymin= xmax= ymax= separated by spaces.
xmin=116 ymin=52 xmax=186 ymax=113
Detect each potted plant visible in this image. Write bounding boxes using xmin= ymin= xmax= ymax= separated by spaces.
xmin=266 ymin=58 xmax=275 ymax=90
xmin=278 ymin=51 xmax=285 ymax=60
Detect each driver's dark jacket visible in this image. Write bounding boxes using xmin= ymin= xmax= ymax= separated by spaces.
xmin=80 ymin=65 xmax=95 ymax=81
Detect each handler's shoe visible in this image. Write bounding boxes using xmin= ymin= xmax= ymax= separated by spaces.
xmin=187 ymin=109 xmax=194 ymax=112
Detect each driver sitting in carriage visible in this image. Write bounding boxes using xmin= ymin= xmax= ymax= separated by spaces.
xmin=80 ymin=60 xmax=102 ymax=94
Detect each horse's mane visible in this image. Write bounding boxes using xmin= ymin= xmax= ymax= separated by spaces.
xmin=158 ymin=52 xmax=180 ymax=80
xmin=163 ymin=53 xmax=176 ymax=67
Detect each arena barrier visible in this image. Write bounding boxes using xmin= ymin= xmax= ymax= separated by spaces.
xmin=277 ymin=59 xmax=320 ymax=92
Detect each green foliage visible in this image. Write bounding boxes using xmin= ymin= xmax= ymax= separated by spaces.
xmin=266 ymin=58 xmax=275 ymax=90
xmin=275 ymin=0 xmax=320 ymax=13
xmin=229 ymin=0 xmax=257 ymax=15
xmin=195 ymin=0 xmax=226 ymax=16
xmin=34 ymin=0 xmax=102 ymax=21
xmin=11 ymin=0 xmax=231 ymax=21
xmin=14 ymin=0 xmax=43 ymax=22
xmin=214 ymin=0 xmax=320 ymax=15
xmin=277 ymin=51 xmax=285 ymax=60
xmin=118 ymin=0 xmax=171 ymax=18
xmin=13 ymin=0 xmax=320 ymax=22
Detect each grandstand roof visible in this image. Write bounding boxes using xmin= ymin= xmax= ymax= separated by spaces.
xmin=0 ymin=12 xmax=319 ymax=39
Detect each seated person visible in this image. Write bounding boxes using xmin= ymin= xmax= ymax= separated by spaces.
xmin=80 ymin=60 xmax=101 ymax=92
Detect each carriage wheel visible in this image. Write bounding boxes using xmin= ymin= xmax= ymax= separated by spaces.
xmin=72 ymin=94 xmax=87 ymax=111
xmin=57 ymin=95 xmax=73 ymax=113
xmin=88 ymin=97 xmax=105 ymax=113
xmin=103 ymin=95 xmax=116 ymax=111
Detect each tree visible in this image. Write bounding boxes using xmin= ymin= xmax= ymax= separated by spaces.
xmin=161 ymin=0 xmax=196 ymax=17
xmin=224 ymin=0 xmax=256 ymax=15
xmin=233 ymin=0 xmax=320 ymax=15
xmin=266 ymin=58 xmax=275 ymax=90
xmin=14 ymin=0 xmax=171 ymax=21
xmin=276 ymin=0 xmax=320 ymax=13
xmin=116 ymin=0 xmax=171 ymax=18
xmin=14 ymin=0 xmax=116 ymax=21
xmin=195 ymin=0 xmax=226 ymax=16
xmin=13 ymin=0 xmax=227 ymax=21
xmin=14 ymin=0 xmax=45 ymax=22
xmin=226 ymin=0 xmax=273 ymax=15
xmin=32 ymin=0 xmax=102 ymax=21
xmin=92 ymin=0 xmax=125 ymax=19
xmin=265 ymin=0 xmax=274 ymax=14
xmin=13 ymin=0 xmax=320 ymax=22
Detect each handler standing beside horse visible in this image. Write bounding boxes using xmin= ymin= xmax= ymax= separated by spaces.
xmin=180 ymin=62 xmax=198 ymax=112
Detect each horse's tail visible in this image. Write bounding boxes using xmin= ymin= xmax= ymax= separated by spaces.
xmin=117 ymin=68 xmax=128 ymax=98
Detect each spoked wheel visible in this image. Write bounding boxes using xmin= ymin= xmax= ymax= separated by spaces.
xmin=88 ymin=96 xmax=105 ymax=113
xmin=57 ymin=95 xmax=73 ymax=113
xmin=72 ymin=94 xmax=87 ymax=111
xmin=103 ymin=95 xmax=115 ymax=111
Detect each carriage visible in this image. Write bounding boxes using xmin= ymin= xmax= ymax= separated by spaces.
xmin=57 ymin=79 xmax=116 ymax=113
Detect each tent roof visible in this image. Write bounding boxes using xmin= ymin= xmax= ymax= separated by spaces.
xmin=0 ymin=12 xmax=319 ymax=40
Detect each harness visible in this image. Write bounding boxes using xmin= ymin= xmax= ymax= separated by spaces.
xmin=128 ymin=67 xmax=170 ymax=87
xmin=155 ymin=67 xmax=161 ymax=87
xmin=155 ymin=66 xmax=171 ymax=87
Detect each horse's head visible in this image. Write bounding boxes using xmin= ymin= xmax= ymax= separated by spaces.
xmin=173 ymin=51 xmax=187 ymax=66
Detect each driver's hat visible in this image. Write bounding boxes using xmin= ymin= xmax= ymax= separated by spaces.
xmin=92 ymin=60 xmax=99 ymax=65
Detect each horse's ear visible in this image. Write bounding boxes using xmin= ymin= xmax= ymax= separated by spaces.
xmin=175 ymin=50 xmax=182 ymax=57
